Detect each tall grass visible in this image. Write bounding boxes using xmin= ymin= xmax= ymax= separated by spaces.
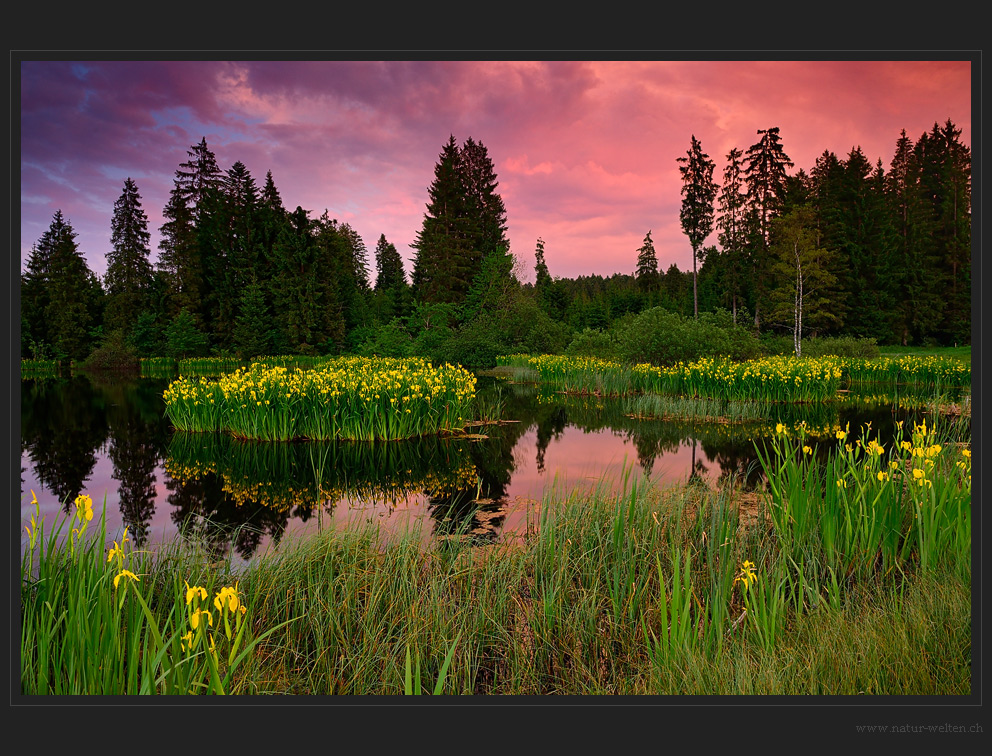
xmin=20 ymin=492 xmax=293 ymax=694
xmin=842 ymin=355 xmax=971 ymax=389
xmin=499 ymin=353 xmax=845 ymax=403
xmin=21 ymin=459 xmax=970 ymax=694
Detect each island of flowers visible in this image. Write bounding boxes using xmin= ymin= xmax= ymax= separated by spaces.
xmin=163 ymin=356 xmax=477 ymax=442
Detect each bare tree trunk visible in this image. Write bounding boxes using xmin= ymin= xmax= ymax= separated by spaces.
xmin=692 ymin=245 xmax=698 ymax=319
xmin=794 ymin=240 xmax=803 ymax=358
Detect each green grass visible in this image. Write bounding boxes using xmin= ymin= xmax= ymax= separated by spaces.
xmin=22 ymin=415 xmax=971 ymax=694
xmin=878 ymin=344 xmax=971 ymax=364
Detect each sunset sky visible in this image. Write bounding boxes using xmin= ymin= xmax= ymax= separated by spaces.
xmin=18 ymin=58 xmax=973 ymax=283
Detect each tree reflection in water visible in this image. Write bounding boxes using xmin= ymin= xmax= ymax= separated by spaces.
xmin=20 ymin=370 xmax=932 ymax=561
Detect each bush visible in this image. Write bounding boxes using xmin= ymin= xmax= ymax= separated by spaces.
xmin=565 ymin=328 xmax=622 ymax=361
xmin=82 ymin=330 xmax=139 ymax=372
xmin=616 ymin=307 xmax=762 ymax=365
xmin=802 ymin=336 xmax=880 ymax=359
xmin=357 ymin=319 xmax=414 ymax=359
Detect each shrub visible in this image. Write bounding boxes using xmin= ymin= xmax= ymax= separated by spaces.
xmin=565 ymin=328 xmax=622 ymax=361
xmin=616 ymin=307 xmax=761 ymax=365
xmin=802 ymin=336 xmax=880 ymax=359
xmin=82 ymin=330 xmax=139 ymax=372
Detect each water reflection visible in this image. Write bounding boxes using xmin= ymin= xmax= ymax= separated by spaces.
xmin=18 ymin=370 xmax=949 ymax=563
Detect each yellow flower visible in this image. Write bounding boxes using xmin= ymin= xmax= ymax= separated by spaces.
xmin=107 ymin=542 xmax=123 ymax=563
xmin=31 ymin=489 xmax=38 ymax=505
xmin=962 ymin=448 xmax=971 ymax=459
xmin=776 ymin=423 xmax=785 ymax=435
xmin=912 ymin=468 xmax=925 ymax=480
xmin=180 ymin=630 xmax=194 ymax=653
xmin=802 ymin=445 xmax=812 ymax=455
xmin=836 ymin=479 xmax=847 ymax=489
xmin=190 ymin=609 xmax=213 ymax=629
xmin=74 ymin=494 xmax=94 ymax=522
xmin=185 ymin=581 xmax=208 ymax=606
xmin=836 ymin=430 xmax=847 ymax=441
xmin=734 ymin=560 xmax=758 ymax=590
xmin=113 ymin=569 xmax=139 ymax=589
xmin=877 ymin=471 xmax=889 ymax=482
xmin=214 ymin=584 xmax=241 ymax=613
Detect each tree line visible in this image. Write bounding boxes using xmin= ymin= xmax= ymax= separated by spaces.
xmin=20 ymin=119 xmax=970 ymax=367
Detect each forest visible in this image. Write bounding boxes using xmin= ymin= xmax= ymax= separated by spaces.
xmin=20 ymin=120 xmax=971 ymax=369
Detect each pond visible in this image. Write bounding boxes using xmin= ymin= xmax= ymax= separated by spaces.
xmin=19 ymin=369 xmax=958 ymax=569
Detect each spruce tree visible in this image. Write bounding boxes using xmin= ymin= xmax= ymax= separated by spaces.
xmin=715 ymin=148 xmax=751 ymax=322
xmin=743 ymin=127 xmax=794 ymax=330
xmin=412 ymin=135 xmax=509 ymax=306
xmin=104 ymin=177 xmax=154 ymax=337
xmin=21 ymin=243 xmax=52 ymax=357
xmin=233 ymin=275 xmax=274 ymax=358
xmin=635 ymin=230 xmax=659 ymax=291
xmin=412 ymin=136 xmax=473 ymax=304
xmin=37 ymin=211 xmax=96 ymax=361
xmin=677 ymin=135 xmax=717 ymax=318
xmin=374 ymin=233 xmax=407 ymax=291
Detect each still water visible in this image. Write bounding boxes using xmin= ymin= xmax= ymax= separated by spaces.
xmin=18 ymin=370 xmax=937 ymax=567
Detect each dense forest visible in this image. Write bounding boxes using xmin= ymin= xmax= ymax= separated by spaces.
xmin=20 ymin=120 xmax=971 ymax=368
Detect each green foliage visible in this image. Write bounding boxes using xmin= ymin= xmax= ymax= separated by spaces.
xmin=616 ymin=307 xmax=761 ymax=365
xmin=233 ymin=276 xmax=275 ymax=359
xmin=357 ymin=318 xmax=414 ymax=358
xmin=565 ymin=328 xmax=622 ymax=361
xmin=165 ymin=309 xmax=210 ymax=359
xmin=82 ymin=329 xmax=140 ymax=372
xmin=802 ymin=336 xmax=880 ymax=359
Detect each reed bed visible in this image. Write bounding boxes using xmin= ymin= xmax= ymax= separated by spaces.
xmin=627 ymin=394 xmax=767 ymax=423
xmin=842 ymin=355 xmax=971 ymax=389
xmin=499 ymin=353 xmax=845 ymax=403
xmin=139 ymin=356 xmax=178 ymax=378
xmin=163 ymin=356 xmax=478 ymax=442
xmin=21 ymin=415 xmax=970 ymax=695
xmin=497 ymin=353 xmax=633 ymax=395
xmin=20 ymin=358 xmax=61 ymax=376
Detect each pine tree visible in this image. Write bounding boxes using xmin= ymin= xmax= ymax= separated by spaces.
xmin=35 ymin=211 xmax=96 ymax=360
xmin=677 ymin=135 xmax=717 ymax=318
xmin=743 ymin=127 xmax=794 ymax=330
xmin=715 ymin=148 xmax=751 ymax=322
xmin=374 ymin=233 xmax=407 ymax=292
xmin=233 ymin=275 xmax=274 ymax=358
xmin=412 ymin=135 xmax=508 ymax=305
xmin=21 ymin=243 xmax=52 ymax=357
xmin=635 ymin=230 xmax=659 ymax=291
xmin=104 ymin=178 xmax=154 ymax=337
xmin=157 ymin=178 xmax=199 ymax=320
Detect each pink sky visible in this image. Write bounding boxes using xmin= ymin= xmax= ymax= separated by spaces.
xmin=19 ymin=59 xmax=973 ymax=283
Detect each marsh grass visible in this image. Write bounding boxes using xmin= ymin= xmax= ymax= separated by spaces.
xmin=627 ymin=394 xmax=766 ymax=423
xmin=22 ymin=416 xmax=970 ymax=694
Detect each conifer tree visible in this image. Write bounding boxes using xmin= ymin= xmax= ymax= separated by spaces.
xmin=412 ymin=135 xmax=508 ymax=305
xmin=374 ymin=233 xmax=406 ymax=291
xmin=104 ymin=177 xmax=154 ymax=337
xmin=715 ymin=147 xmax=752 ymax=322
xmin=34 ymin=211 xmax=97 ymax=360
xmin=743 ymin=127 xmax=794 ymax=330
xmin=635 ymin=230 xmax=659 ymax=291
xmin=233 ymin=275 xmax=274 ymax=358
xmin=677 ymin=135 xmax=717 ymax=318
